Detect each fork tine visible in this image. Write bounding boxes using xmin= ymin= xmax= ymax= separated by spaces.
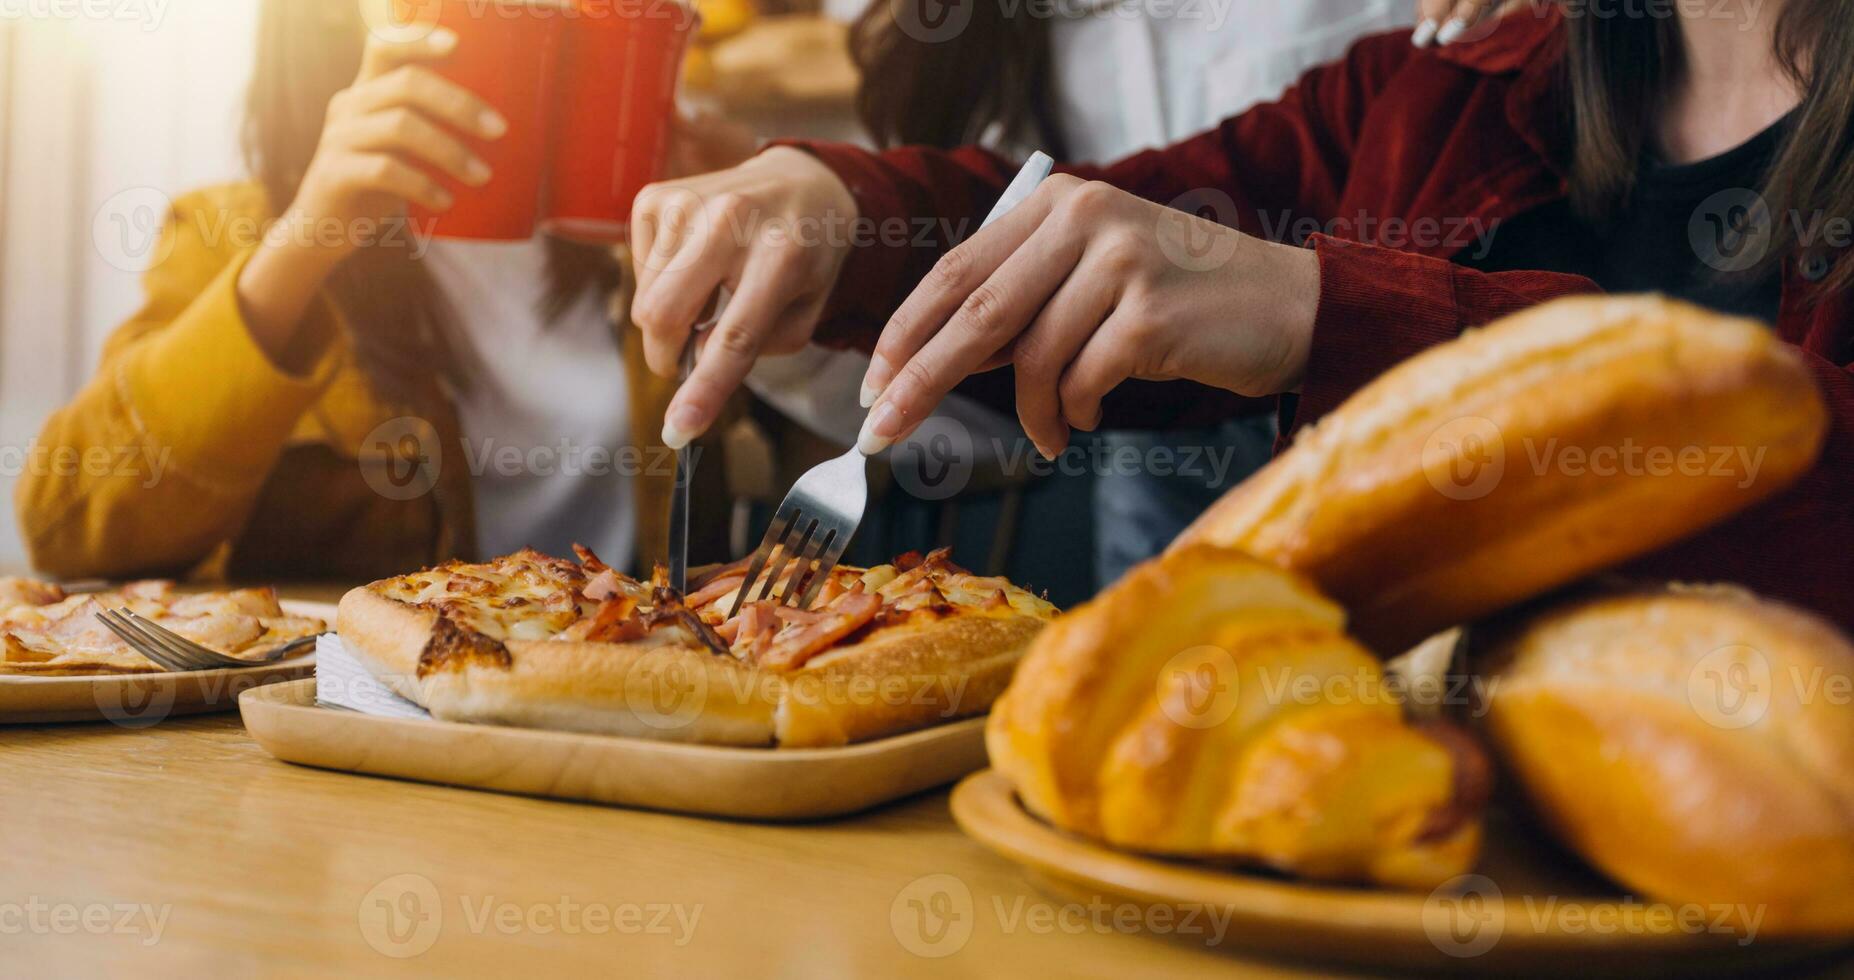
xmin=767 ymin=516 xmax=819 ymax=608
xmin=96 ymin=610 xmax=182 ymax=671
xmin=118 ymin=612 xmax=214 ymax=670
xmin=727 ymin=507 xmax=796 ymax=620
xmin=797 ymin=530 xmax=852 ymax=611
xmin=123 ymin=610 xmax=246 ymax=670
xmin=789 ymin=526 xmax=839 ymax=609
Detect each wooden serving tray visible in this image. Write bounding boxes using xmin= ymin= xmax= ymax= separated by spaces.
xmin=240 ymin=678 xmax=989 ymax=821
xmin=950 ymin=770 xmax=1854 ymax=977
xmin=0 ymin=600 xmax=332 ymax=725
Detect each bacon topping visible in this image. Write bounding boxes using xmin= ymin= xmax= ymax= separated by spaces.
xmin=757 ymin=591 xmax=883 ymax=671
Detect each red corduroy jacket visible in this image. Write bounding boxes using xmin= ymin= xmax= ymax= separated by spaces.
xmin=784 ymin=8 xmax=1853 ymax=627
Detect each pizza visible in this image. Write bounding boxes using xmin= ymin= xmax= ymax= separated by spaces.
xmin=337 ymin=547 xmax=1059 ymax=747
xmin=0 ymin=578 xmax=327 ymax=676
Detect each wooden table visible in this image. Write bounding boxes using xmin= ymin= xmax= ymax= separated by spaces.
xmin=1 ymin=589 xmax=1343 ymax=977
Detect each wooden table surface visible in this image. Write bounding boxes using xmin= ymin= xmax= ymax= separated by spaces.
xmin=0 ymin=586 xmax=1351 ymax=978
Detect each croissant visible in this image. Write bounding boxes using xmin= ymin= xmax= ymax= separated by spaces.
xmin=1478 ymin=584 xmax=1854 ymax=935
xmin=987 ymin=544 xmax=1490 ymax=889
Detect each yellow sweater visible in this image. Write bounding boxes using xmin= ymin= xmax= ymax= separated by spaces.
xmin=15 ymin=183 xmax=729 ymax=582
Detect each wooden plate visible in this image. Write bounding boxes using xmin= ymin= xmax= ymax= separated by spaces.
xmin=240 ymin=677 xmax=990 ymax=822
xmin=0 ymin=600 xmax=333 ymax=725
xmin=950 ymin=770 xmax=1853 ymax=977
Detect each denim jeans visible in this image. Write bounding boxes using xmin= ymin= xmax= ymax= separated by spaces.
xmin=1092 ymin=414 xmax=1278 ymax=588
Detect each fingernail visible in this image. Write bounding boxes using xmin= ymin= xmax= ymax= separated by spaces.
xmin=479 ymin=110 xmax=509 ymax=140
xmin=662 ymin=406 xmax=702 ymax=450
xmin=857 ymin=404 xmax=899 ymax=456
xmin=465 ymin=158 xmax=492 ymax=186
xmin=429 ymin=27 xmax=458 ymax=52
xmin=1437 ymin=18 xmax=1469 ymax=45
xmin=433 ymin=188 xmax=455 ymax=210
xmin=1411 ymin=18 xmax=1439 ymax=47
xmin=860 ymin=356 xmax=893 ymax=409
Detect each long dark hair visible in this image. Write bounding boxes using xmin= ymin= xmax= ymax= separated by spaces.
xmin=850 ymin=0 xmax=1062 ymax=152
xmin=1565 ymin=0 xmax=1854 ymax=293
xmin=240 ymin=0 xmax=617 ymax=407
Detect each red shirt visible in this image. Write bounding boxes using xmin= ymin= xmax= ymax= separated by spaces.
xmin=787 ymin=8 xmax=1854 ymax=627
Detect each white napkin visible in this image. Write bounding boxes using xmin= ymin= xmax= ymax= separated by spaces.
xmin=313 ymin=634 xmax=431 ymax=720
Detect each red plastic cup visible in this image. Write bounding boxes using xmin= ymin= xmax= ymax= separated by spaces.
xmin=545 ymin=0 xmax=698 ymax=243
xmin=394 ymin=0 xmax=569 ymax=241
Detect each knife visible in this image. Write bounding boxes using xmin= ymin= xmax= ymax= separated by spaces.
xmin=984 ymin=151 xmax=1054 ymax=228
xmin=668 ymin=335 xmax=696 ymax=595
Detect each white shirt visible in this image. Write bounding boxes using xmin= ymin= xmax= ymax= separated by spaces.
xmin=1049 ymin=0 xmax=1411 ymax=163
xmin=423 ymin=239 xmax=638 ymax=568
xmin=750 ymin=0 xmax=1412 ymax=450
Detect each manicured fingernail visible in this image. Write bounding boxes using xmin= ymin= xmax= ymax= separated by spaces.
xmin=662 ymin=406 xmax=701 ymax=450
xmin=1411 ymin=18 xmax=1439 ymax=47
xmin=465 ymin=158 xmax=492 ymax=186
xmin=1437 ymin=18 xmax=1469 ymax=45
xmin=860 ymin=356 xmax=893 ymax=408
xmin=479 ymin=110 xmax=508 ymax=139
xmin=857 ymin=404 xmax=899 ymax=456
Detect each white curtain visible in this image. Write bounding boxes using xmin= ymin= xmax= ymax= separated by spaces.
xmin=0 ymin=1 xmax=258 ymax=567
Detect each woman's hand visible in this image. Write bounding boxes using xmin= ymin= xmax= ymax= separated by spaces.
xmin=240 ymin=28 xmax=506 ymax=370
xmin=630 ymin=147 xmax=859 ymax=449
xmin=286 ymin=28 xmax=507 ymax=254
xmin=856 ymin=176 xmax=1320 ymax=459
xmin=1412 ymin=0 xmax=1526 ymax=47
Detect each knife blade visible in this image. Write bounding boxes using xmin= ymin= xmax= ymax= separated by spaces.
xmin=667 ymin=337 xmax=696 ymax=594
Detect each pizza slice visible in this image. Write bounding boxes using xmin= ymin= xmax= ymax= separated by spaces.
xmin=338 ymin=548 xmax=1058 ymax=748
xmin=0 ymin=579 xmax=327 ymax=676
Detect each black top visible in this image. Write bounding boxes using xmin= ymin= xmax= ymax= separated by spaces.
xmin=1460 ymin=115 xmax=1794 ymax=323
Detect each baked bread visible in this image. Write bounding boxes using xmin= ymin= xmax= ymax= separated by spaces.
xmin=1178 ymin=295 xmax=1827 ymax=652
xmin=1476 ymin=585 xmax=1854 ymax=935
xmin=339 ymin=547 xmax=1056 ymax=748
xmin=986 ymin=544 xmax=1490 ymax=889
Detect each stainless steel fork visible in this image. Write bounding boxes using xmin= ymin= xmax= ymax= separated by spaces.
xmin=95 ymin=608 xmax=315 ymax=673
xmin=723 ymin=152 xmax=1056 ymax=618
xmin=725 ymin=446 xmax=869 ymax=617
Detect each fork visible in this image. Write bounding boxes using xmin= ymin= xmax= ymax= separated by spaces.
xmin=95 ymin=608 xmax=315 ymax=673
xmin=725 ymin=152 xmax=1057 ymax=618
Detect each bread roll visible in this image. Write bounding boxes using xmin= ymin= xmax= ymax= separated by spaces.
xmin=1477 ymin=585 xmax=1854 ymax=935
xmin=987 ymin=545 xmax=1490 ymax=889
xmin=1178 ymin=295 xmax=1827 ymax=652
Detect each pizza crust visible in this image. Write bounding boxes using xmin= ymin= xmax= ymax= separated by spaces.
xmin=338 ymin=586 xmax=1046 ymax=748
